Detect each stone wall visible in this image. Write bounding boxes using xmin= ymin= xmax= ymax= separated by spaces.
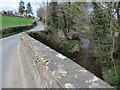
xmin=20 ymin=33 xmax=114 ymax=88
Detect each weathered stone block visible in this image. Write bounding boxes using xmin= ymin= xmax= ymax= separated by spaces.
xmin=20 ymin=33 xmax=115 ymax=88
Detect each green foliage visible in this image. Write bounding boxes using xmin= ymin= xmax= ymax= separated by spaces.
xmin=47 ymin=2 xmax=58 ymax=29
xmin=2 ymin=16 xmax=32 ymax=28
xmin=1 ymin=31 xmax=19 ymax=38
xmin=103 ymin=66 xmax=120 ymax=88
xmin=27 ymin=31 xmax=41 ymax=40
xmin=28 ymin=31 xmax=78 ymax=56
xmin=64 ymin=2 xmax=74 ymax=31
xmin=63 ymin=40 xmax=77 ymax=56
xmin=90 ymin=2 xmax=120 ymax=88
xmin=91 ymin=2 xmax=113 ymax=65
xmin=37 ymin=2 xmax=120 ymax=88
xmin=43 ymin=2 xmax=89 ymax=36
xmin=1 ymin=28 xmax=29 ymax=38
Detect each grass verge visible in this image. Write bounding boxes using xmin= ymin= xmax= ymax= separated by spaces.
xmin=1 ymin=15 xmax=33 ymax=28
xmin=1 ymin=29 xmax=29 ymax=38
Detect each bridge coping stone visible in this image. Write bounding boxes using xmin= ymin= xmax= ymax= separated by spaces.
xmin=20 ymin=33 xmax=114 ymax=88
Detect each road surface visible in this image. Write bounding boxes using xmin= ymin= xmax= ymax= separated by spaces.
xmin=1 ymin=21 xmax=44 ymax=88
xmin=29 ymin=21 xmax=44 ymax=32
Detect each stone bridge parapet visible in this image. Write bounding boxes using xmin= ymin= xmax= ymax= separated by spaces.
xmin=20 ymin=33 xmax=114 ymax=88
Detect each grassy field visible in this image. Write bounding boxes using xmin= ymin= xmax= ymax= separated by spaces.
xmin=1 ymin=15 xmax=33 ymax=28
xmin=0 ymin=15 xmax=34 ymax=38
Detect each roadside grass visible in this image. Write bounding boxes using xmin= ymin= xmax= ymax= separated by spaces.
xmin=1 ymin=32 xmax=19 ymax=38
xmin=0 ymin=29 xmax=29 ymax=38
xmin=0 ymin=15 xmax=34 ymax=38
xmin=1 ymin=16 xmax=33 ymax=28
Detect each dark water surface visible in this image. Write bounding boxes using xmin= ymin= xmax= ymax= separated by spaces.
xmin=69 ymin=38 xmax=103 ymax=79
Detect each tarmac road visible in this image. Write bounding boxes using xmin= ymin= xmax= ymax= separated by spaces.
xmin=1 ymin=21 xmax=44 ymax=88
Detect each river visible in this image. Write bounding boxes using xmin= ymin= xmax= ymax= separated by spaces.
xmin=69 ymin=38 xmax=103 ymax=79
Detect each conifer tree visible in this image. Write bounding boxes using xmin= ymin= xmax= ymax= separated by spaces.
xmin=18 ymin=0 xmax=25 ymax=15
xmin=26 ymin=2 xmax=33 ymax=16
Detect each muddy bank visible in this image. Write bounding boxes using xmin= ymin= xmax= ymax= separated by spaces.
xmin=28 ymin=30 xmax=103 ymax=79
